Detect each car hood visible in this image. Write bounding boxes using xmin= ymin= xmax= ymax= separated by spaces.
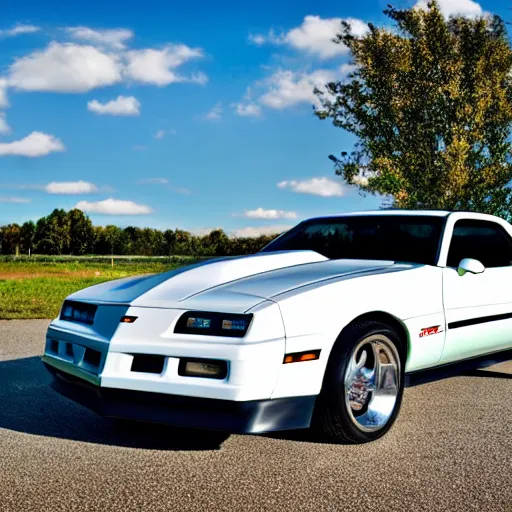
xmin=66 ymin=250 xmax=399 ymax=313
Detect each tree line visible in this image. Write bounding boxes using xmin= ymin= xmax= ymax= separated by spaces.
xmin=0 ymin=208 xmax=282 ymax=257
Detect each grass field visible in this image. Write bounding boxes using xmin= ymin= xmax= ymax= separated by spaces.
xmin=0 ymin=256 xmax=204 ymax=319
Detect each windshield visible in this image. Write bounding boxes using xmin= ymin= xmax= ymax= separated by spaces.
xmin=260 ymin=215 xmax=445 ymax=266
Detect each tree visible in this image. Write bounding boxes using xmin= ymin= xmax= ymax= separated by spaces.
xmin=122 ymin=226 xmax=139 ymax=255
xmin=67 ymin=209 xmax=94 ymax=255
xmin=34 ymin=209 xmax=71 ymax=254
xmin=131 ymin=228 xmax=161 ymax=256
xmin=93 ymin=225 xmax=124 ymax=255
xmin=20 ymin=221 xmax=36 ymax=255
xmin=164 ymin=229 xmax=176 ymax=256
xmin=314 ymin=1 xmax=512 ymax=217
xmin=104 ymin=225 xmax=123 ymax=255
xmin=205 ymin=229 xmax=230 ymax=256
xmin=0 ymin=224 xmax=21 ymax=255
xmin=174 ymin=229 xmax=192 ymax=255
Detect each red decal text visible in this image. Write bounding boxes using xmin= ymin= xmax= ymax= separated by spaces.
xmin=419 ymin=325 xmax=442 ymax=338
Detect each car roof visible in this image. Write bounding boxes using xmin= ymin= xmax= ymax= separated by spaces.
xmin=305 ymin=209 xmax=507 ymax=223
xmin=307 ymin=209 xmax=451 ymax=220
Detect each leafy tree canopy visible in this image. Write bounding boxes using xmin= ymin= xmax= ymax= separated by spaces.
xmin=315 ymin=1 xmax=512 ymax=218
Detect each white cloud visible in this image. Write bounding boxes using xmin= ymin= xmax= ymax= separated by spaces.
xmin=248 ymin=34 xmax=267 ymax=46
xmin=75 ymin=198 xmax=153 ymax=215
xmin=351 ymin=173 xmax=369 ymax=187
xmin=285 ymin=16 xmax=368 ymax=59
xmin=250 ymin=16 xmax=368 ymax=59
xmin=155 ymin=129 xmax=176 ymax=139
xmin=259 ymin=69 xmax=336 ymax=109
xmin=231 ymin=87 xmax=263 ymax=117
xmin=0 ymin=24 xmax=40 ymax=38
xmin=278 ymin=177 xmax=344 ymax=197
xmin=243 ymin=87 xmax=255 ymax=100
xmin=138 ymin=178 xmax=169 ymax=184
xmin=45 ymin=180 xmax=98 ymax=194
xmin=248 ymin=30 xmax=283 ymax=46
xmin=6 ymin=38 xmax=207 ymax=94
xmin=87 ymin=95 xmax=140 ymax=116
xmin=0 ymin=113 xmax=10 ymax=135
xmin=0 ymin=131 xmax=65 ymax=157
xmin=189 ymin=72 xmax=208 ymax=85
xmin=124 ymin=45 xmax=206 ymax=86
xmin=132 ymin=145 xmax=147 ymax=151
xmin=189 ymin=226 xmax=222 ymax=236
xmin=232 ymin=101 xmax=262 ymax=117
xmin=8 ymin=42 xmax=123 ymax=93
xmin=65 ymin=26 xmax=134 ymax=50
xmin=241 ymin=207 xmax=297 ymax=220
xmin=414 ymin=0 xmax=484 ymax=18
xmin=205 ymin=102 xmax=222 ymax=121
xmin=0 ymin=79 xmax=8 ymax=109
xmin=0 ymin=197 xmax=31 ymax=203
xmin=339 ymin=63 xmax=357 ymax=76
xmin=231 ymin=225 xmax=292 ymax=238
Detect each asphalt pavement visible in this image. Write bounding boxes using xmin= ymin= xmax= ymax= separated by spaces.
xmin=0 ymin=320 xmax=510 ymax=512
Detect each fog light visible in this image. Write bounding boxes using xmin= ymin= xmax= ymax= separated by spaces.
xmin=178 ymin=359 xmax=228 ymax=379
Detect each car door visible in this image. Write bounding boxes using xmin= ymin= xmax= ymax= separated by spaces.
xmin=440 ymin=218 xmax=512 ymax=364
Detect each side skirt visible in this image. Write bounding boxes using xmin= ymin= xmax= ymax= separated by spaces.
xmin=405 ymin=349 xmax=511 ymax=387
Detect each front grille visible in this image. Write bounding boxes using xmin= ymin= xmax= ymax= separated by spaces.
xmin=46 ymin=339 xmax=103 ymax=375
xmin=65 ymin=343 xmax=74 ymax=357
xmin=83 ymin=347 xmax=102 ymax=367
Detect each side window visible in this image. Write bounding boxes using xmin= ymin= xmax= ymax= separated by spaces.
xmin=446 ymin=220 xmax=512 ymax=268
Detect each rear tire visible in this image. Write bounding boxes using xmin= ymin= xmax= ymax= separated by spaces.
xmin=312 ymin=320 xmax=405 ymax=444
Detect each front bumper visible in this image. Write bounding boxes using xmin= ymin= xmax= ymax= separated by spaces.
xmin=44 ymin=362 xmax=317 ymax=433
xmin=43 ymin=301 xmax=320 ymax=433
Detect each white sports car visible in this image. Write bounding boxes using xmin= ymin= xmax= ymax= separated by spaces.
xmin=43 ymin=210 xmax=512 ymax=443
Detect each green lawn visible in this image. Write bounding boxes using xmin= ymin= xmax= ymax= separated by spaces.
xmin=0 ymin=257 xmax=201 ymax=319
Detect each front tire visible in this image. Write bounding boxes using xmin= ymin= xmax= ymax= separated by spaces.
xmin=312 ymin=321 xmax=405 ymax=444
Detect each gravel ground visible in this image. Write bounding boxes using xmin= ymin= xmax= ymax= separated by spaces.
xmin=0 ymin=319 xmax=510 ymax=512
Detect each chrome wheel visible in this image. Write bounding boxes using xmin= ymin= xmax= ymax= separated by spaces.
xmin=344 ymin=334 xmax=401 ymax=433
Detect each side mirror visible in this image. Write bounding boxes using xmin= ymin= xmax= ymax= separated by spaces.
xmin=457 ymin=258 xmax=485 ymax=276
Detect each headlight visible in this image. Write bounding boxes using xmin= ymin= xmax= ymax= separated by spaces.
xmin=60 ymin=300 xmax=97 ymax=325
xmin=174 ymin=311 xmax=253 ymax=338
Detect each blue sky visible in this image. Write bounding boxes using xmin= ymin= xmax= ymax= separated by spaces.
xmin=0 ymin=0 xmax=508 ymax=237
